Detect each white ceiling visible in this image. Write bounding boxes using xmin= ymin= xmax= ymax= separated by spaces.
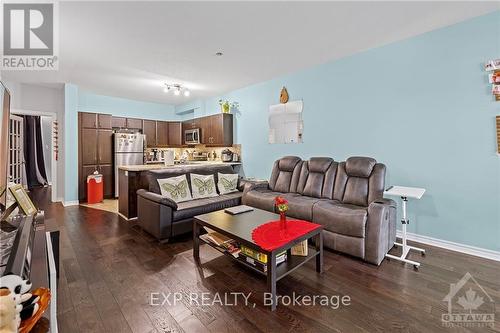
xmin=3 ymin=1 xmax=499 ymax=105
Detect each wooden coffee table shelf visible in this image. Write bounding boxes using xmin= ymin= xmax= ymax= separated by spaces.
xmin=193 ymin=208 xmax=324 ymax=311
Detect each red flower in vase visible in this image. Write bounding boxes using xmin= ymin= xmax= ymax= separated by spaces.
xmin=275 ymin=196 xmax=288 ymax=213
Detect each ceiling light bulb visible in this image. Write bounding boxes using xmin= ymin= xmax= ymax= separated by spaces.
xmin=184 ymin=90 xmax=190 ymax=97
xmin=163 ymin=87 xmax=169 ymax=93
xmin=174 ymin=88 xmax=180 ymax=96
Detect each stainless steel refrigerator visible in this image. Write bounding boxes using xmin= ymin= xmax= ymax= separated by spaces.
xmin=114 ymin=132 xmax=144 ymax=197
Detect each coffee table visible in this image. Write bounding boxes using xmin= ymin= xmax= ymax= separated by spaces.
xmin=193 ymin=208 xmax=324 ymax=311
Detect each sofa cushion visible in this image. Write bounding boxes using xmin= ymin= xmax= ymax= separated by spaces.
xmin=282 ymin=193 xmax=322 ymax=221
xmin=269 ymin=156 xmax=302 ymax=193
xmin=243 ymin=189 xmax=282 ymax=212
xmin=217 ymin=173 xmax=239 ymax=195
xmin=146 ymin=164 xmax=236 ymax=194
xmin=157 ymin=175 xmax=192 ymax=203
xmin=190 ymin=173 xmax=218 ymax=199
xmin=345 ymin=156 xmax=376 ymax=178
xmin=313 ymin=201 xmax=367 ymax=238
xmin=173 ymin=192 xmax=242 ymax=221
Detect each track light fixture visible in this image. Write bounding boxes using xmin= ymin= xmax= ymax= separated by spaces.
xmin=163 ymin=83 xmax=190 ymax=97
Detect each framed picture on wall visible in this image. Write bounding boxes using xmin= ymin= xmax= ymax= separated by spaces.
xmin=9 ymin=184 xmax=37 ymax=216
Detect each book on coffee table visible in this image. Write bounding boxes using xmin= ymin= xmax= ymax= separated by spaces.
xmin=224 ymin=205 xmax=254 ymax=215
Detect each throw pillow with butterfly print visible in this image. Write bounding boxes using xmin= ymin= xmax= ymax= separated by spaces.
xmin=157 ymin=174 xmax=193 ymax=203
xmin=190 ymin=174 xmax=219 ymax=199
xmin=217 ymin=173 xmax=239 ymax=195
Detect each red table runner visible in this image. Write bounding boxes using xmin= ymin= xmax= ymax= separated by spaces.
xmin=251 ymin=219 xmax=321 ymax=251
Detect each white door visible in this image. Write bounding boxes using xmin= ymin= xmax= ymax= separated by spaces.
xmin=9 ymin=115 xmax=26 ymax=186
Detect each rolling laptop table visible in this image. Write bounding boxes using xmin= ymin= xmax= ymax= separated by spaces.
xmin=384 ymin=186 xmax=426 ymax=268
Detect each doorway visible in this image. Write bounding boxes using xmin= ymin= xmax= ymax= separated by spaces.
xmin=12 ymin=109 xmax=58 ymax=203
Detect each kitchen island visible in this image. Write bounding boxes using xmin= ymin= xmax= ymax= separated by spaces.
xmin=118 ymin=162 xmax=242 ymax=220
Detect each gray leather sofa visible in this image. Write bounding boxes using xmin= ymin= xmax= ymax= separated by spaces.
xmin=243 ymin=156 xmax=396 ymax=265
xmin=137 ymin=164 xmax=242 ymax=242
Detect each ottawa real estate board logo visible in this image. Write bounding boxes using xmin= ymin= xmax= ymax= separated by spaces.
xmin=442 ymin=272 xmax=495 ymax=328
xmin=1 ymin=1 xmax=58 ymax=70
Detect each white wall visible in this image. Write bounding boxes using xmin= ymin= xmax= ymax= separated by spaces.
xmin=41 ymin=116 xmax=52 ymax=183
xmin=4 ymin=82 xmax=65 ymax=201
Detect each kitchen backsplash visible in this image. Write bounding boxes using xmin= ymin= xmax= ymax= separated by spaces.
xmin=145 ymin=144 xmax=241 ymax=163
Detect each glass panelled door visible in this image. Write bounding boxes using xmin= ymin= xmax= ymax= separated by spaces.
xmin=9 ymin=115 xmax=25 ymax=186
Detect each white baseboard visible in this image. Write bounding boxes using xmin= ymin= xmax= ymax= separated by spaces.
xmin=62 ymin=200 xmax=79 ymax=207
xmin=397 ymin=230 xmax=500 ymax=262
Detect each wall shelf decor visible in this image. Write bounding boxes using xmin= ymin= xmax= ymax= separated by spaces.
xmin=484 ymin=59 xmax=500 ymax=101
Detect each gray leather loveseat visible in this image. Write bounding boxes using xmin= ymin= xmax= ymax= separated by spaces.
xmin=137 ymin=164 xmax=242 ymax=242
xmin=243 ymin=156 xmax=396 ymax=265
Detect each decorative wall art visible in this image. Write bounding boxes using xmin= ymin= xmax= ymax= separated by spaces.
xmin=484 ymin=58 xmax=500 ymax=101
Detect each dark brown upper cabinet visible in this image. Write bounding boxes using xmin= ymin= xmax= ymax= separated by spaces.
xmin=97 ymin=114 xmax=112 ymax=129
xmin=143 ymin=119 xmax=157 ymax=147
xmin=81 ymin=112 xmax=98 ymax=128
xmin=156 ymin=121 xmax=169 ymax=147
xmin=126 ymin=118 xmax=143 ymax=129
xmin=81 ymin=128 xmax=98 ymax=165
xmin=201 ymin=114 xmax=233 ymax=146
xmin=97 ymin=129 xmax=113 ymax=164
xmin=168 ymin=122 xmax=182 ymax=146
xmin=111 ymin=116 xmax=127 ymax=128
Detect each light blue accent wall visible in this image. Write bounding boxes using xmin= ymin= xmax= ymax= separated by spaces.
xmin=177 ymin=12 xmax=500 ymax=251
xmin=78 ymin=90 xmax=179 ymax=120
xmin=64 ymin=83 xmax=79 ymax=202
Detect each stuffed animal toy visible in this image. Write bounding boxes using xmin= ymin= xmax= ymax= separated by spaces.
xmin=0 ymin=288 xmax=18 ymax=333
xmin=0 ymin=274 xmax=39 ymax=327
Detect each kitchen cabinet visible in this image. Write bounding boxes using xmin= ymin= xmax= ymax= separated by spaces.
xmin=97 ymin=129 xmax=113 ymax=164
xmin=143 ymin=119 xmax=157 ymax=147
xmin=201 ymin=114 xmax=233 ymax=146
xmin=97 ymin=114 xmax=112 ymax=129
xmin=81 ymin=128 xmax=98 ymax=165
xmin=81 ymin=112 xmax=97 ymax=128
xmin=168 ymin=122 xmax=182 ymax=146
xmin=111 ymin=116 xmax=127 ymax=128
xmin=156 ymin=121 xmax=169 ymax=146
xmin=181 ymin=114 xmax=232 ymax=146
xmin=126 ymin=118 xmax=143 ymax=129
xmin=78 ymin=112 xmax=115 ymax=201
xmin=98 ymin=164 xmax=114 ymax=197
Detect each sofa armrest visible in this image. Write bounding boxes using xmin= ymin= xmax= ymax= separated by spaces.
xmin=137 ymin=190 xmax=175 ymax=241
xmin=364 ymin=200 xmax=397 ymax=265
xmin=137 ymin=189 xmax=178 ymax=210
xmin=241 ymin=180 xmax=269 ymax=195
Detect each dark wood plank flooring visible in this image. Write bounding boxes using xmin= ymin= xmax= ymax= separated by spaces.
xmin=32 ymin=187 xmax=500 ymax=333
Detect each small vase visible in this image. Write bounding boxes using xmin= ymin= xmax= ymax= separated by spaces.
xmin=279 ymin=211 xmax=287 ymax=230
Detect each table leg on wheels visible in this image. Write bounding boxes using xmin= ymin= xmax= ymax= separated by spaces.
xmin=385 ymin=195 xmax=425 ymax=268
xmin=267 ymin=252 xmax=277 ymax=311
xmin=316 ymin=232 xmax=323 ymax=273
xmin=193 ymin=220 xmax=200 ymax=263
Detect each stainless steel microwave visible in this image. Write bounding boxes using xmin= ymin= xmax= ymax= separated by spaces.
xmin=184 ymin=128 xmax=200 ymax=144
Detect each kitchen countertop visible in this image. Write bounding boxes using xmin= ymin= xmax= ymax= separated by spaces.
xmin=119 ymin=161 xmax=242 ymax=172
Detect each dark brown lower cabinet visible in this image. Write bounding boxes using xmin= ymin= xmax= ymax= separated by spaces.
xmin=98 ymin=164 xmax=113 ymax=197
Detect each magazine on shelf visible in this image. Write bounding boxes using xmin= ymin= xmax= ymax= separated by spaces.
xmin=200 ymin=232 xmax=241 ymax=258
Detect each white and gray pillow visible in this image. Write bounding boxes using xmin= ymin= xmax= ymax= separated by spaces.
xmin=190 ymin=173 xmax=218 ymax=199
xmin=157 ymin=175 xmax=192 ymax=203
xmin=217 ymin=173 xmax=239 ymax=195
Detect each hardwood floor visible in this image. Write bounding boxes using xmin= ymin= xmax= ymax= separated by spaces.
xmin=33 ymin=188 xmax=500 ymax=332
